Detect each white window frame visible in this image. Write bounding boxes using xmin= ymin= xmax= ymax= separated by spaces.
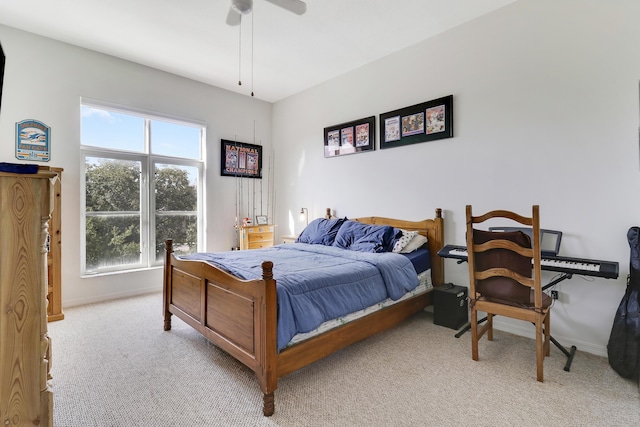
xmin=80 ymin=100 xmax=205 ymax=275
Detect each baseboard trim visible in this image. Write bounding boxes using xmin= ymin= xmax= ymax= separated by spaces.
xmin=64 ymin=286 xmax=162 ymax=309
xmin=492 ymin=318 xmax=607 ymax=357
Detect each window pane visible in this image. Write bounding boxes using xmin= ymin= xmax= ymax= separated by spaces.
xmin=85 ymin=215 xmax=141 ymax=271
xmin=151 ymin=119 xmax=201 ymax=159
xmin=86 ymin=158 xmax=140 ymax=212
xmin=81 ymin=106 xmax=145 ymax=152
xmin=85 ymin=156 xmax=142 ymax=272
xmin=155 ymin=214 xmax=197 ymax=261
xmin=155 ymin=163 xmax=198 ymax=261
xmin=155 ymin=164 xmax=197 ymax=211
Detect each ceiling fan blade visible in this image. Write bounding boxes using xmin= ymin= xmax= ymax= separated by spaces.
xmin=264 ymin=0 xmax=307 ymax=15
xmin=226 ymin=6 xmax=242 ymax=26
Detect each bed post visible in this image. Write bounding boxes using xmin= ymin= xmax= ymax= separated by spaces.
xmin=259 ymin=260 xmax=278 ymax=416
xmin=163 ymin=239 xmax=173 ymax=331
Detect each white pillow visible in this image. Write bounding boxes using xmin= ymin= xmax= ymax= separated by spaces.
xmin=392 ymin=230 xmax=418 ymax=253
xmin=399 ymin=233 xmax=428 ymax=253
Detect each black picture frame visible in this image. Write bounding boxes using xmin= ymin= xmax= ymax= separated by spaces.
xmin=380 ymin=95 xmax=453 ymax=150
xmin=324 ymin=116 xmax=375 ymax=157
xmin=221 ymin=139 xmax=262 ymax=178
xmin=0 ymin=42 xmax=5 ymax=114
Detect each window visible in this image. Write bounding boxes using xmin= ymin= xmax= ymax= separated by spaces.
xmin=81 ymin=102 xmax=204 ymax=274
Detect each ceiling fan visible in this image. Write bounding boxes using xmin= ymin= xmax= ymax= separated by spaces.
xmin=226 ymin=0 xmax=307 ymax=25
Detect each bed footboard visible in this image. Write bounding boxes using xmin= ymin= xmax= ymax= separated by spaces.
xmin=163 ymin=240 xmax=278 ymax=415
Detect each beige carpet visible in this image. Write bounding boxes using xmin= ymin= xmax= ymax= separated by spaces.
xmin=48 ymin=292 xmax=639 ymax=426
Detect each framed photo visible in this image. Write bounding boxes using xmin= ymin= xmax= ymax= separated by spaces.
xmin=341 ymin=126 xmax=354 ymax=148
xmin=384 ymin=116 xmax=400 ymax=142
xmin=324 ymin=116 xmax=375 ymax=157
xmin=380 ymin=95 xmax=453 ymax=150
xmin=401 ymin=112 xmax=424 ymax=137
xmin=221 ymin=139 xmax=262 ymax=178
xmin=255 ymin=215 xmax=268 ymax=225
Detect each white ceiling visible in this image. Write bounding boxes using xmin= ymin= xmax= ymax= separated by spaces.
xmin=0 ymin=0 xmax=517 ymax=103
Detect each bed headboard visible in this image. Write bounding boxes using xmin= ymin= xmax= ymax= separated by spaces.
xmin=351 ymin=208 xmax=445 ymax=286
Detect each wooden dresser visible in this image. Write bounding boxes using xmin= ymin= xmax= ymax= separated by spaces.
xmin=45 ymin=167 xmax=63 ymax=322
xmin=239 ymin=224 xmax=275 ymax=250
xmin=0 ymin=170 xmax=56 ymax=427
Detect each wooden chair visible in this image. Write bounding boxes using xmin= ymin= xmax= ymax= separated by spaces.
xmin=466 ymin=205 xmax=551 ymax=382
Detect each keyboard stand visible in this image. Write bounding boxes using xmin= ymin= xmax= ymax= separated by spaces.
xmin=452 ymin=269 xmax=578 ymax=372
xmin=542 ymin=272 xmax=577 ymax=371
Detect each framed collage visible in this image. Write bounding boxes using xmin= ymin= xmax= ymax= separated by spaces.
xmin=323 ymin=116 xmax=375 ymax=158
xmin=379 ymin=95 xmax=453 ymax=150
xmin=221 ymin=139 xmax=262 ymax=178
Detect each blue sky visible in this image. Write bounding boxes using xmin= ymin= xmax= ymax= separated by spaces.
xmin=81 ymin=105 xmax=201 ymax=160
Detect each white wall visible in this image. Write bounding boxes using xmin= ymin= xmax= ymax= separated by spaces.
xmin=272 ymin=0 xmax=640 ymax=356
xmin=0 ymin=25 xmax=272 ymax=307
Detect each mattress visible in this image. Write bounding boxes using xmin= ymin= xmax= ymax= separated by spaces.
xmin=286 ymin=269 xmax=432 ymax=347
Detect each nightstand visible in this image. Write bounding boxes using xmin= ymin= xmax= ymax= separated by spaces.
xmin=239 ymin=225 xmax=275 ymax=250
xmin=281 ymin=235 xmax=298 ymax=244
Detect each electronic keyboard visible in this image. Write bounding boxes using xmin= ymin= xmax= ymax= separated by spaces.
xmin=438 ymin=244 xmax=619 ymax=279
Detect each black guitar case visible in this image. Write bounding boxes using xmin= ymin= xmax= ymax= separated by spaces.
xmin=607 ymin=227 xmax=640 ymax=382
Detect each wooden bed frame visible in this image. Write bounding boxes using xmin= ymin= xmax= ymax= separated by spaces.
xmin=163 ymin=208 xmax=444 ymax=416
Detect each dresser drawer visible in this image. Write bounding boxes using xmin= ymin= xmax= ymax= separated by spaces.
xmin=248 ymin=240 xmax=274 ymax=249
xmin=248 ymin=232 xmax=273 ymax=242
xmin=245 ymin=225 xmax=274 ymax=233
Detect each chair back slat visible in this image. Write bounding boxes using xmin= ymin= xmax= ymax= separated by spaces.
xmin=473 ymin=239 xmax=534 ymax=258
xmin=474 ymin=268 xmax=536 ymax=288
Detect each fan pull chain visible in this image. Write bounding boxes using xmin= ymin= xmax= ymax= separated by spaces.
xmin=238 ymin=15 xmax=242 ymax=86
xmin=251 ymin=9 xmax=254 ymax=97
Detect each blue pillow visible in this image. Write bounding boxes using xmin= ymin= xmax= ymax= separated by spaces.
xmin=295 ymin=217 xmax=347 ymax=245
xmin=333 ymin=220 xmax=400 ymax=253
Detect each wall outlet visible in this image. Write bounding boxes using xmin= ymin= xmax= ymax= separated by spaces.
xmin=551 ymin=290 xmax=559 ymax=300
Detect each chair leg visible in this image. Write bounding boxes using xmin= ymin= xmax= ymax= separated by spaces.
xmin=544 ymin=311 xmax=551 ymax=357
xmin=487 ymin=314 xmax=493 ymax=341
xmin=535 ymin=317 xmax=544 ymax=382
xmin=471 ymin=307 xmax=479 ymax=361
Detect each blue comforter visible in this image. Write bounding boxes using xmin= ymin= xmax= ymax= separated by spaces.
xmin=184 ymin=243 xmax=419 ymax=351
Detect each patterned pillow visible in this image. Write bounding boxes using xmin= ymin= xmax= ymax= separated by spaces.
xmin=400 ymin=234 xmax=428 ymax=253
xmin=392 ymin=230 xmax=418 ymax=253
